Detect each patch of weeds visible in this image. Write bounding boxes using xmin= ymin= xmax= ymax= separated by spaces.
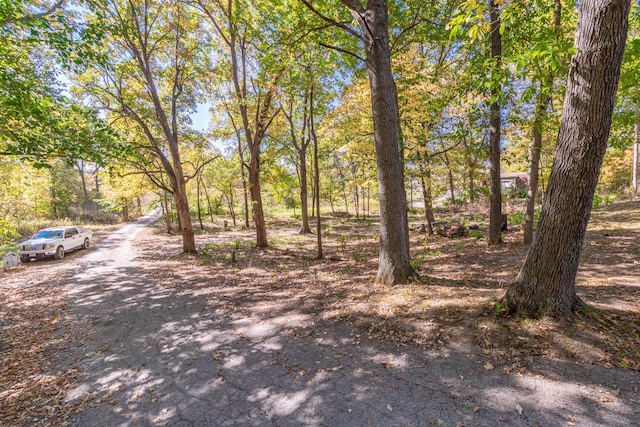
xmin=338 ymin=233 xmax=347 ymax=250
xmin=469 ymin=229 xmax=485 ymax=241
xmin=410 ymin=255 xmax=426 ymax=271
xmin=370 ymin=321 xmax=387 ymax=333
xmin=352 ymin=247 xmax=365 ymax=262
xmin=493 ymin=301 xmax=509 ymax=316
xmin=509 ymin=212 xmax=525 ymax=225
xmin=474 ymin=214 xmax=486 ymax=222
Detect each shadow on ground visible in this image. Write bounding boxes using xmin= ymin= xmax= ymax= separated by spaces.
xmin=62 ymin=210 xmax=640 ymax=426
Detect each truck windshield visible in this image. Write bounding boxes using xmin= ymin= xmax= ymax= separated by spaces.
xmin=32 ymin=230 xmax=63 ymax=239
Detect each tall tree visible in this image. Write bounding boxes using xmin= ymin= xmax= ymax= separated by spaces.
xmin=196 ymin=0 xmax=282 ymax=248
xmin=487 ymin=0 xmax=502 ymax=245
xmin=302 ymin=0 xmax=414 ymax=284
xmin=79 ymin=0 xmax=202 ymax=253
xmin=520 ymin=0 xmax=569 ymax=244
xmin=503 ymin=0 xmax=630 ymax=320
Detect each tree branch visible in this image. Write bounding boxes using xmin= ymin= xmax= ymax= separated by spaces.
xmin=299 ymin=0 xmax=363 ymax=41
xmin=319 ymin=42 xmax=365 ymax=62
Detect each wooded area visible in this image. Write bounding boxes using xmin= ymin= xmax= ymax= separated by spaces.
xmin=1 ymin=0 xmax=639 ymax=319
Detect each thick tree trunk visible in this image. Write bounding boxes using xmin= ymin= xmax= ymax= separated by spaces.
xmin=488 ymin=0 xmax=502 ymax=246
xmin=174 ymin=182 xmax=196 ymax=253
xmin=504 ymin=0 xmax=630 ymax=320
xmin=249 ymin=147 xmax=268 ymax=247
xmin=347 ymin=0 xmax=413 ymax=284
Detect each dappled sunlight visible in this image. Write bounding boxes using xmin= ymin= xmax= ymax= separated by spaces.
xmin=6 ymin=204 xmax=639 ymax=425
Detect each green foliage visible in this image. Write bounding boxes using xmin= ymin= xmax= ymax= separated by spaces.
xmin=0 ymin=1 xmax=126 ymax=167
xmin=352 ymin=247 xmax=364 ymax=263
xmin=469 ymin=229 xmax=485 ymax=241
xmin=410 ymin=255 xmax=426 ymax=271
xmin=338 ymin=233 xmax=347 ymax=250
xmin=509 ymin=212 xmax=525 ymax=225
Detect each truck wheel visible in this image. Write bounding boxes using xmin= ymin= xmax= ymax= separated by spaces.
xmin=54 ymin=246 xmax=65 ymax=260
xmin=83 ymin=238 xmax=90 ymax=249
xmin=20 ymin=256 xmax=29 ymax=263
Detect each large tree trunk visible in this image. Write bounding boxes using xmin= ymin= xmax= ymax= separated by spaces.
xmin=488 ymin=0 xmax=503 ymax=246
xmin=248 ymin=145 xmax=268 ymax=247
xmin=344 ymin=0 xmax=413 ymax=284
xmin=504 ymin=0 xmax=630 ymax=320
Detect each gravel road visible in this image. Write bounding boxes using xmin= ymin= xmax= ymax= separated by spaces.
xmin=62 ymin=214 xmax=640 ymax=426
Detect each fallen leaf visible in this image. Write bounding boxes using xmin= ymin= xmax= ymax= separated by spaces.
xmin=484 ymin=362 xmax=494 ymax=370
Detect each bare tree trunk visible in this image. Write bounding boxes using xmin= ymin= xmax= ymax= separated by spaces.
xmin=504 ymin=0 xmax=630 ymax=320
xmin=420 ymin=172 xmax=434 ymax=235
xmin=524 ymin=93 xmax=549 ymax=244
xmin=77 ymin=160 xmax=90 ymax=211
xmin=633 ymin=122 xmax=639 ymax=195
xmin=201 ymin=175 xmax=215 ymax=224
xmin=350 ymin=0 xmax=413 ymax=283
xmin=236 ymin=131 xmax=250 ymax=229
xmin=197 ymin=174 xmax=204 ymax=231
xmin=342 ymin=182 xmax=349 ymax=215
xmin=298 ymin=144 xmax=312 ymax=233
xmin=441 ymin=153 xmax=456 ymax=207
xmin=524 ymin=0 xmax=561 ymax=245
xmin=163 ymin=190 xmax=172 ymax=234
xmin=249 ymin=146 xmax=268 ymax=247
xmin=310 ymin=86 xmax=323 ymax=259
xmin=488 ymin=0 xmax=503 ymax=246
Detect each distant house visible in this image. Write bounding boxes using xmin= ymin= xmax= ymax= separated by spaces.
xmin=501 ymin=172 xmax=529 ymax=195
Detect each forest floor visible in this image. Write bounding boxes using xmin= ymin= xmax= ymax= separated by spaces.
xmin=171 ymin=199 xmax=640 ymax=373
xmin=1 ymin=199 xmax=639 ymax=426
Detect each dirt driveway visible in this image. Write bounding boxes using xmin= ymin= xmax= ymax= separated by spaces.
xmin=2 ymin=206 xmax=640 ymax=426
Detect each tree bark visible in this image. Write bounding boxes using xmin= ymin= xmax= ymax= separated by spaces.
xmin=488 ymin=0 xmax=503 ymax=246
xmin=340 ymin=0 xmax=413 ymax=284
xmin=504 ymin=0 xmax=630 ymax=320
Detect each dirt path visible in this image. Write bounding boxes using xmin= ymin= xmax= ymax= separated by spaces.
xmin=50 ymin=213 xmax=639 ymax=426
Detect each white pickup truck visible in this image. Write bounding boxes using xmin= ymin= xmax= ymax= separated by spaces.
xmin=18 ymin=226 xmax=92 ymax=262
